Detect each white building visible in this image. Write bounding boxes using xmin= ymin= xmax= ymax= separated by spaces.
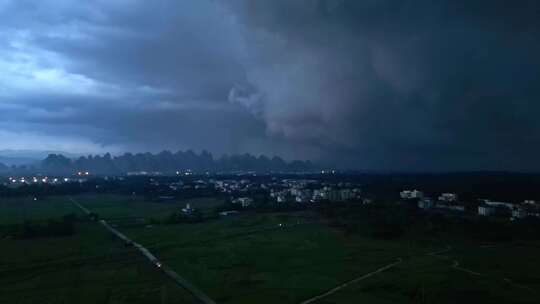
xmin=512 ymin=208 xmax=528 ymax=219
xmin=339 ymin=189 xmax=354 ymax=201
xmin=312 ymin=189 xmax=328 ymax=201
xmin=295 ymin=196 xmax=308 ymax=203
xmin=181 ymin=203 xmax=194 ymax=214
xmin=232 ymin=197 xmax=253 ymax=207
xmin=290 ymin=188 xmax=302 ymax=197
xmin=219 ymin=210 xmax=239 ymax=216
xmin=400 ymin=190 xmax=424 ymax=199
xmin=328 ymin=190 xmax=341 ymax=202
xmin=276 ymin=195 xmax=287 ymax=203
xmin=436 ymin=203 xmax=465 ymax=212
xmin=478 ymin=205 xmax=495 ymax=216
xmin=362 ymin=198 xmax=373 ymax=205
xmin=438 ymin=193 xmax=458 ymax=202
xmin=485 ymin=201 xmax=515 ymax=209
xmin=418 ymin=199 xmax=434 ymax=209
xmin=511 ymin=201 xmax=540 ymax=219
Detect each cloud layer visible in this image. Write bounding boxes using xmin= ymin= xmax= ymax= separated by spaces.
xmin=0 ymin=0 xmax=539 ymax=171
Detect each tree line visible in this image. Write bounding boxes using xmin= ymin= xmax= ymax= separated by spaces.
xmin=4 ymin=150 xmax=316 ymax=175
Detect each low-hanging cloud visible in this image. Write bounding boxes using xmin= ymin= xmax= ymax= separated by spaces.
xmin=222 ymin=0 xmax=540 ymax=171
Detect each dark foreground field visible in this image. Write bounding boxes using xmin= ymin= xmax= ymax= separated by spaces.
xmin=1 ymin=195 xmax=540 ymax=304
xmin=0 ymin=223 xmax=198 ymax=303
xmin=0 ymin=196 xmax=199 ymax=304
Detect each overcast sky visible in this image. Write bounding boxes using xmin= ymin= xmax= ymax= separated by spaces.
xmin=0 ymin=0 xmax=539 ymax=171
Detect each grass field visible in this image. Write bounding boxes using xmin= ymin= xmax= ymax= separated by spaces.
xmin=322 ymin=248 xmax=540 ymax=304
xmin=120 ymin=212 xmax=441 ymax=304
xmin=0 ymin=195 xmax=201 ymax=304
xmin=2 ymin=194 xmax=540 ymax=303
xmin=0 ymin=196 xmax=79 ymax=224
xmin=73 ymin=194 xmax=224 ymax=222
xmin=0 ymin=222 xmax=198 ymax=304
xmin=447 ymin=241 xmax=540 ymax=291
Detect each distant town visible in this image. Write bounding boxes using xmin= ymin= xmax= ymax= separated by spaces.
xmin=400 ymin=190 xmax=540 ymax=220
xmin=3 ymin=170 xmax=540 ymax=223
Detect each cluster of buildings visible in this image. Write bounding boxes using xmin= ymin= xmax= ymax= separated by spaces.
xmin=212 ymin=178 xmax=367 ymax=205
xmin=401 ymin=189 xmax=540 ymax=220
xmin=478 ymin=199 xmax=540 ymax=220
xmin=399 ymin=190 xmax=425 ymax=199
xmin=269 ymin=186 xmax=363 ymax=204
xmin=166 ymin=179 xmax=209 ymax=191
xmin=128 ymin=170 xmax=196 ymax=177
xmin=140 ymin=178 xmax=210 ymax=191
xmin=231 ymin=197 xmax=254 ymax=207
xmin=402 ymin=190 xmax=467 ymax=212
xmin=266 ymin=179 xmax=364 ymax=204
xmin=414 ymin=192 xmax=466 ymax=212
xmin=213 ymin=179 xmax=254 ymax=193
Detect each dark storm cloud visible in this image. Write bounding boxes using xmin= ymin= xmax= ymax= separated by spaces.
xmin=0 ymin=0 xmax=266 ymax=154
xmin=224 ymin=0 xmax=540 ymax=171
xmin=1 ymin=0 xmax=539 ymax=170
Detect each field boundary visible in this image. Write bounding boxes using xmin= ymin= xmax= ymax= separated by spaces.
xmin=299 ymin=258 xmax=403 ymax=304
xmin=428 ymin=244 xmax=536 ymax=293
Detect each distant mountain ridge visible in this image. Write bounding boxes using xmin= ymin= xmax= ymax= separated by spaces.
xmin=35 ymin=150 xmax=316 ymax=175
xmin=0 ymin=156 xmax=39 ymax=166
xmin=0 ymin=150 xmax=81 ymax=166
xmin=0 ymin=162 xmax=8 ymax=172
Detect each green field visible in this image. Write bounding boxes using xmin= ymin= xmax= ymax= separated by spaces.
xmin=0 ymin=196 xmax=79 ymax=224
xmin=66 ymin=194 xmax=224 ymax=221
xmin=322 ymin=249 xmax=540 ymax=304
xmin=123 ymin=218 xmax=407 ymax=303
xmin=122 ymin=217 xmax=540 ymax=304
xmin=0 ymin=195 xmax=201 ymax=304
xmin=1 ymin=194 xmax=540 ymax=303
xmin=0 ymin=222 xmax=198 ymax=304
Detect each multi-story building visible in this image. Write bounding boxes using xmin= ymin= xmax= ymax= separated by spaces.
xmin=400 ymin=190 xmax=424 ymax=199
xmin=478 ymin=205 xmax=495 ymax=216
xmin=438 ymin=193 xmax=458 ymax=202
xmin=418 ymin=198 xmax=434 ymax=209
xmin=232 ymin=197 xmax=253 ymax=207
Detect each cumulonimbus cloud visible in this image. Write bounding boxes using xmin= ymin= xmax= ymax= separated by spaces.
xmin=0 ymin=0 xmax=539 ymax=171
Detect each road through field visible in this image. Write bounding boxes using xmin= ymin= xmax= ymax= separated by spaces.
xmin=69 ymin=196 xmax=217 ymax=304
xmin=299 ymin=258 xmax=403 ymax=304
xmin=428 ymin=244 xmax=536 ymax=292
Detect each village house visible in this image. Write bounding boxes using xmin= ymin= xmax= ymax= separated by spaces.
xmin=400 ymin=190 xmax=424 ymax=199
xmin=438 ymin=193 xmax=458 ymax=202
xmin=232 ymin=197 xmax=253 ymax=207
xmin=418 ymin=198 xmax=434 ymax=209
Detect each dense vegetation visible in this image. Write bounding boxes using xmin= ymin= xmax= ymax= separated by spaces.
xmin=0 ymin=161 xmax=8 ymax=172
xmin=316 ymin=201 xmax=540 ymax=243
